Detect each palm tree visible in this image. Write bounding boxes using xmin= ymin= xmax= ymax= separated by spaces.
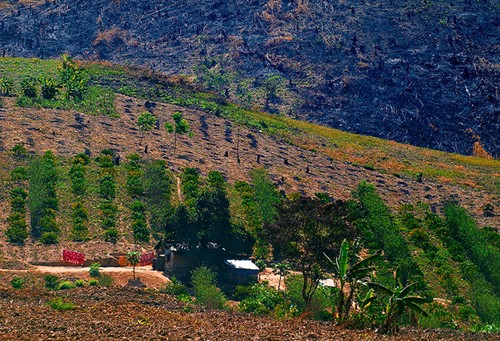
xmin=324 ymin=239 xmax=380 ymax=323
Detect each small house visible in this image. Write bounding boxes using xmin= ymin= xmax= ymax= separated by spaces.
xmin=154 ymin=241 xmax=226 ymax=281
xmin=223 ymin=259 xmax=259 ymax=284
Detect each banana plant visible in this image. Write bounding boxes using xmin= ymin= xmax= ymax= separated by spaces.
xmin=367 ymin=271 xmax=432 ymax=334
xmin=324 ymin=239 xmax=380 ymax=323
xmin=357 ymin=288 xmax=377 ymax=313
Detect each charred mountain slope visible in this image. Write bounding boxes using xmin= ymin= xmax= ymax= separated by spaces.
xmin=0 ymin=0 xmax=499 ymax=156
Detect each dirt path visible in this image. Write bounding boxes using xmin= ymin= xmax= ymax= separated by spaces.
xmin=1 ymin=265 xmax=171 ymax=288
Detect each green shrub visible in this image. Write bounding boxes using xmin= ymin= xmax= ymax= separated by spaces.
xmin=11 ymin=143 xmax=28 ymax=158
xmin=89 ymin=263 xmax=101 ymax=278
xmin=40 ymin=231 xmax=59 ymax=245
xmin=11 ymin=276 xmax=25 ymax=289
xmin=10 ymin=197 xmax=27 ymax=214
xmin=5 ymin=225 xmax=28 ymax=244
xmin=47 ymin=297 xmax=76 ymax=311
xmin=104 ymin=228 xmax=119 ymax=243
xmin=57 ymin=281 xmax=76 ymax=290
xmin=100 ymin=200 xmax=118 ymax=229
xmin=20 ymin=77 xmax=38 ymax=98
xmin=44 ymin=274 xmax=59 ymax=289
xmin=98 ymin=274 xmax=113 ymax=287
xmin=238 ymin=283 xmax=283 ymax=315
xmin=98 ymin=174 xmax=116 ymax=199
xmin=0 ymin=76 xmax=14 ymax=95
xmin=162 ymin=277 xmax=188 ymax=296
xmin=74 ymin=279 xmax=86 ymax=287
xmin=88 ymin=279 xmax=99 ymax=286
xmin=191 ymin=266 xmax=226 ymax=310
xmin=419 ymin=302 xmax=457 ymax=329
xmin=39 ymin=75 xmax=59 ymax=100
xmin=470 ymin=324 xmax=500 ymax=333
xmin=126 ymin=172 xmax=144 ymax=197
xmin=10 ymin=166 xmax=27 ymax=181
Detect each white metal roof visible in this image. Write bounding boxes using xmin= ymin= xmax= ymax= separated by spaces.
xmin=224 ymin=259 xmax=260 ymax=271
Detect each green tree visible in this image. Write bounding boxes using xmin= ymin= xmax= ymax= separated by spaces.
xmin=191 ymin=265 xmax=227 ymax=309
xmin=58 ymin=54 xmax=88 ymax=100
xmin=194 ymin=187 xmax=233 ymax=250
xmin=444 ymin=204 xmax=500 ymax=292
xmin=137 ymin=111 xmax=157 ymax=144
xmin=164 ymin=111 xmax=190 ymax=157
xmin=181 ymin=167 xmax=200 ymax=206
xmin=261 ymin=75 xmax=285 ymax=108
xmin=251 ymin=168 xmax=281 ymax=226
xmin=272 ymin=262 xmax=290 ymax=291
xmin=28 ymin=152 xmax=59 ymax=238
xmin=351 ymin=181 xmax=422 ymax=286
xmin=194 ymin=63 xmax=231 ymax=98
xmin=263 ymin=195 xmax=357 ymax=308
xmin=126 ymin=251 xmax=141 ymax=280
xmin=142 ymin=160 xmax=172 ymax=237
xmin=130 ymin=200 xmax=149 ymax=243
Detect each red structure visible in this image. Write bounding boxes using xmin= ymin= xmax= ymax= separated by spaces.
xmin=139 ymin=252 xmax=154 ymax=266
xmin=63 ymin=250 xmax=85 ymax=265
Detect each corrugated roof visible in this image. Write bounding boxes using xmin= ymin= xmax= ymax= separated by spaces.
xmin=224 ymin=259 xmax=260 ymax=271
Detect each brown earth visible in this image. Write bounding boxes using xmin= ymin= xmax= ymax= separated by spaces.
xmin=0 ymin=94 xmax=498 ymax=232
xmin=0 ymin=275 xmax=495 ymax=341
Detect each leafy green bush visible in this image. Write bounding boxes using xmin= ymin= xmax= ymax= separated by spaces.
xmin=88 ymin=279 xmax=98 ymax=286
xmin=238 ymin=283 xmax=283 ymax=316
xmin=57 ymin=281 xmax=76 ymax=290
xmin=11 ymin=276 xmax=25 ymax=289
xmin=284 ymin=274 xmax=334 ymax=318
xmin=47 ymin=297 xmax=76 ymax=311
xmin=20 ymin=77 xmax=38 ymax=98
xmin=44 ymin=274 xmax=59 ymax=289
xmin=98 ymin=274 xmax=114 ymax=287
xmin=104 ymin=228 xmax=119 ymax=243
xmin=89 ymin=263 xmax=101 ymax=278
xmin=351 ymin=181 xmax=422 ymax=286
xmin=10 ymin=166 xmax=27 ymax=181
xmin=162 ymin=277 xmax=188 ymax=296
xmin=191 ymin=266 xmax=226 ymax=310
xmin=470 ymin=323 xmax=500 ymax=333
xmin=100 ymin=200 xmax=118 ymax=230
xmin=74 ymin=279 xmax=86 ymax=287
xmin=130 ymin=200 xmax=149 ymax=243
xmin=0 ymin=76 xmax=14 ymax=95
xmin=98 ymin=174 xmax=116 ymax=199
xmin=40 ymin=231 xmax=59 ymax=245
xmin=5 ymin=224 xmax=28 ymax=244
xmin=28 ymin=153 xmax=59 ymax=239
xmin=39 ymin=75 xmax=58 ymax=100
xmin=11 ymin=143 xmax=28 ymax=158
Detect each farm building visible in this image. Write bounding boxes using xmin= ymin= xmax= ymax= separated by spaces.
xmin=223 ymin=259 xmax=259 ymax=284
xmin=153 ymin=241 xmax=226 ymax=281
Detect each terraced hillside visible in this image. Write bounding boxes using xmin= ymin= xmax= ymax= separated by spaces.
xmin=0 ymin=57 xmax=499 ymax=330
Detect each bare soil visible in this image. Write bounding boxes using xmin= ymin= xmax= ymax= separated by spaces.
xmin=0 ymin=273 xmax=495 ymax=340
